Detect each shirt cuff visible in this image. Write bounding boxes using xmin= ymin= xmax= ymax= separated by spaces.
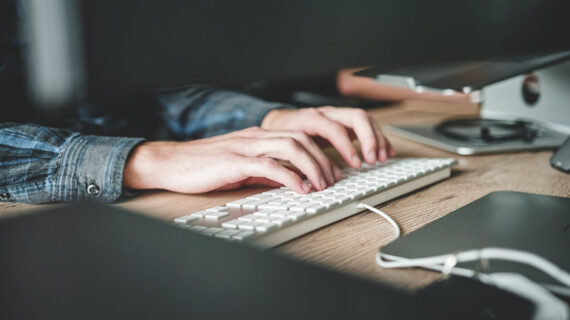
xmin=52 ymin=135 xmax=145 ymax=202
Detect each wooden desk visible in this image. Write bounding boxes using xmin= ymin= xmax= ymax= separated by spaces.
xmin=2 ymin=100 xmax=568 ymax=292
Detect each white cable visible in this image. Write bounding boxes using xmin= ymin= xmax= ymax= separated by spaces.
xmin=356 ymin=201 xmax=570 ymax=294
xmin=376 ymin=248 xmax=570 ymax=289
xmin=356 ymin=203 xmax=400 ymax=240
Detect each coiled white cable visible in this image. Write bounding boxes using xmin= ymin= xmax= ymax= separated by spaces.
xmin=377 ymin=249 xmax=570 ymax=289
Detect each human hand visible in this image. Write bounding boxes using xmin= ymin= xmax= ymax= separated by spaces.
xmin=123 ymin=127 xmax=342 ymax=194
xmin=261 ymin=107 xmax=396 ymax=168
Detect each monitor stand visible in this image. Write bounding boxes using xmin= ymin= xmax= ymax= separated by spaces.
xmin=387 ymin=119 xmax=566 ymax=155
xmin=387 ymin=58 xmax=570 ymax=155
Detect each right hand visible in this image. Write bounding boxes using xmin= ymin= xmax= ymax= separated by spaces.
xmin=123 ymin=127 xmax=342 ymax=194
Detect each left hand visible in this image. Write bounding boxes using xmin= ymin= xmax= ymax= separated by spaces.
xmin=261 ymin=106 xmax=396 ymax=168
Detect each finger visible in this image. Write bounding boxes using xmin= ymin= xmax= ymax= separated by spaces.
xmin=319 ymin=108 xmax=378 ymax=164
xmin=232 ymin=137 xmax=328 ymax=191
xmin=217 ymin=177 xmax=283 ymax=191
xmin=278 ymin=132 xmax=336 ymax=186
xmin=369 ymin=121 xmax=387 ymax=161
xmin=290 ymin=132 xmax=336 ymax=186
xmin=242 ymin=157 xmax=311 ymax=194
xmin=235 ymin=129 xmax=336 ymax=186
xmin=371 ymin=121 xmax=397 ymax=159
xmin=243 ymin=177 xmax=283 ymax=188
xmin=332 ymin=162 xmax=342 ymax=180
xmin=305 ymin=112 xmax=361 ymax=168
xmin=388 ymin=144 xmax=397 ymax=157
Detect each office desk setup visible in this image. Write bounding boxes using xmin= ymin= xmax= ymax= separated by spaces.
xmin=2 ymin=99 xmax=567 ymax=293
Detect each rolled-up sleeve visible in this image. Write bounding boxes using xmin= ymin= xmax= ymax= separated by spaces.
xmin=0 ymin=123 xmax=144 ymax=204
xmin=156 ymin=84 xmax=297 ymax=139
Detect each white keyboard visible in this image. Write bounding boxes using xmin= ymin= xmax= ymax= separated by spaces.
xmin=173 ymin=158 xmax=456 ymax=248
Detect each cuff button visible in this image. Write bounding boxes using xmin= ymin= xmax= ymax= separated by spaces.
xmin=0 ymin=192 xmax=10 ymax=201
xmin=87 ymin=184 xmax=100 ymax=196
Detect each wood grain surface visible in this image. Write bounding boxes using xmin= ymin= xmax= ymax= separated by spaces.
xmin=2 ymin=100 xmax=568 ymax=292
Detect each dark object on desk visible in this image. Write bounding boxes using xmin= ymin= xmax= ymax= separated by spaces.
xmin=381 ymin=191 xmax=570 ymax=287
xmin=0 ymin=203 xmax=534 ymax=319
xmin=388 ymin=117 xmax=567 ymax=155
xmin=0 ymin=203 xmax=416 ymax=319
xmin=434 ymin=118 xmax=538 ymax=144
xmin=419 ymin=276 xmax=534 ymax=320
xmin=550 ymin=136 xmax=570 ymax=173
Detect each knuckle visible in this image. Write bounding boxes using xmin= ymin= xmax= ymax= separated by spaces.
xmin=259 ymin=157 xmax=279 ymax=169
xmin=317 ymin=105 xmax=335 ymax=112
xmin=247 ymin=126 xmax=262 ymax=132
xmin=222 ymin=153 xmax=240 ymax=163
xmin=303 ymin=107 xmax=320 ymax=117
xmin=294 ymin=132 xmax=310 ymax=143
xmin=330 ymin=123 xmax=347 ymax=136
xmin=280 ymin=137 xmax=300 ymax=149
xmin=353 ymin=108 xmax=368 ymax=117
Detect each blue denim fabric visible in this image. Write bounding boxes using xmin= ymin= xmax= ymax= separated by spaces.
xmin=0 ymin=86 xmax=295 ymax=204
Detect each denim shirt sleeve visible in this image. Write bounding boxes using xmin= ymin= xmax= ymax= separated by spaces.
xmin=155 ymin=84 xmax=297 ymax=139
xmin=0 ymin=123 xmax=144 ymax=204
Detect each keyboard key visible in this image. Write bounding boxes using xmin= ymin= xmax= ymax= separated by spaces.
xmin=262 ymin=189 xmax=287 ymax=196
xmin=253 ymin=209 xmax=275 ymax=216
xmin=204 ymin=211 xmax=230 ymax=220
xmin=268 ymin=211 xmax=290 ymax=218
xmin=246 ymin=194 xmax=273 ymax=200
xmin=306 ymin=204 xmax=327 ymax=215
xmin=201 ymin=227 xmax=224 ymax=236
xmin=268 ymin=216 xmax=293 ymax=227
xmin=242 ymin=197 xmax=279 ymax=210
xmin=284 ymin=211 xmax=307 ymax=221
xmin=238 ymin=221 xmax=266 ymax=231
xmin=334 ymin=193 xmax=352 ymax=203
xmin=253 ymin=217 xmax=272 ymax=223
xmin=215 ymin=229 xmax=242 ymax=239
xmin=190 ymin=211 xmax=209 ymax=218
xmin=345 ymin=191 xmax=364 ymax=199
xmin=255 ymin=222 xmax=278 ymax=233
xmin=174 ymin=215 xmax=199 ymax=224
xmin=226 ymin=198 xmax=253 ymax=208
xmin=221 ymin=219 xmax=243 ymax=229
xmin=290 ymin=202 xmax=314 ymax=211
xmin=258 ymin=203 xmax=289 ymax=210
xmin=205 ymin=206 xmax=229 ymax=212
xmin=190 ymin=225 xmax=208 ymax=232
xmin=238 ymin=214 xmax=257 ymax=222
xmin=232 ymin=230 xmax=256 ymax=241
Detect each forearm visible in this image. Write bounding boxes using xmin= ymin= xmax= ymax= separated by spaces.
xmin=0 ymin=123 xmax=144 ymax=204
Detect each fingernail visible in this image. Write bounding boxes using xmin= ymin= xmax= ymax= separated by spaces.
xmin=301 ymin=182 xmax=311 ymax=193
xmin=351 ymin=154 xmax=361 ymax=167
xmin=324 ymin=173 xmax=333 ymax=186
xmin=379 ymin=149 xmax=387 ymax=161
xmin=367 ymin=151 xmax=376 ymax=163
xmin=320 ymin=177 xmax=327 ymax=190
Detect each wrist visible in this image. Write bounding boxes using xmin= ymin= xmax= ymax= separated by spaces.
xmin=261 ymin=108 xmax=293 ymax=130
xmin=123 ymin=141 xmax=174 ymax=190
